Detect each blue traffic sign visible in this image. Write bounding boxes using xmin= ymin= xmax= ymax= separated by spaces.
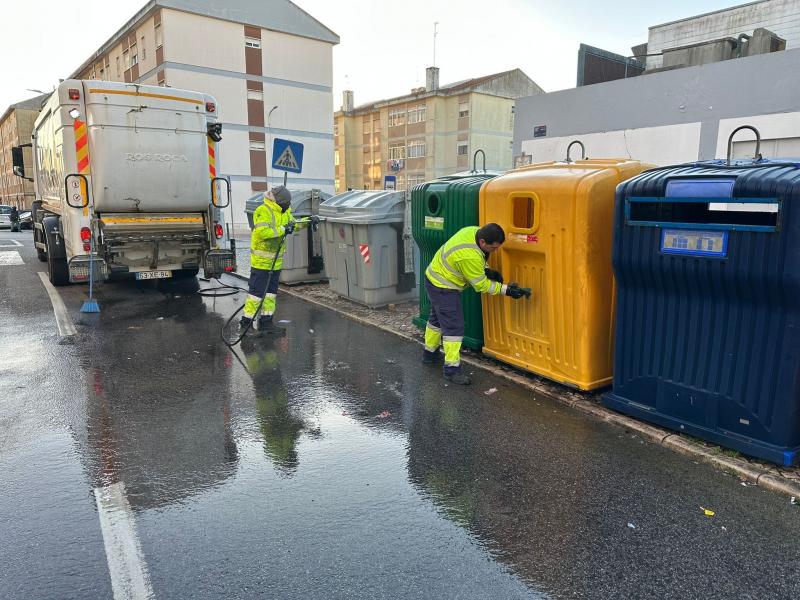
xmin=272 ymin=138 xmax=304 ymax=174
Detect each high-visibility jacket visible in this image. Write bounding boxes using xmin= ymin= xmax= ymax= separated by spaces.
xmin=250 ymin=196 xmax=307 ymax=270
xmin=426 ymin=226 xmax=506 ymax=295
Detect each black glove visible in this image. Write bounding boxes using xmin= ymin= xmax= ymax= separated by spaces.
xmin=309 ymin=215 xmax=321 ymax=232
xmin=505 ymin=283 xmax=531 ymax=300
xmin=284 ymin=221 xmax=296 ymax=235
xmin=485 ymin=268 xmax=503 ymax=284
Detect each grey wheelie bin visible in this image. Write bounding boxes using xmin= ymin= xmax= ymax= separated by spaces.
xmin=319 ymin=190 xmax=417 ymax=308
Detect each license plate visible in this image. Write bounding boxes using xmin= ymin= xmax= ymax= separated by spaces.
xmin=136 ymin=270 xmax=172 ymax=280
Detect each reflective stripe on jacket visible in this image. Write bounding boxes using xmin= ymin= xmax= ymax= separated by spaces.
xmin=425 ymin=226 xmax=505 ymax=295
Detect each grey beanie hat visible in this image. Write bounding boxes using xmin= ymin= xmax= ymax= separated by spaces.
xmin=270 ymin=185 xmax=292 ymax=210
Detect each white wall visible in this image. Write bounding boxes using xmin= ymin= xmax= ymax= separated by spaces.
xmin=163 ymin=10 xmax=246 ymax=72
xmin=261 ymin=30 xmax=333 ymax=87
xmin=520 ymin=123 xmax=703 ymax=166
xmin=647 ymin=0 xmax=800 ymax=68
xmin=716 ymin=111 xmax=800 ymax=157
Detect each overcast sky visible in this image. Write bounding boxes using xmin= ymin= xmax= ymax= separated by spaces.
xmin=1 ymin=0 xmax=737 ymax=111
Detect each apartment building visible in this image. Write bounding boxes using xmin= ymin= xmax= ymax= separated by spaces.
xmin=0 ymin=94 xmax=48 ymax=210
xmin=334 ymin=68 xmax=543 ymax=192
xmin=70 ymin=0 xmax=338 ymax=234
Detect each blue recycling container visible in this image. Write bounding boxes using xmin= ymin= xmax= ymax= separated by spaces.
xmin=603 ymin=158 xmax=800 ymax=466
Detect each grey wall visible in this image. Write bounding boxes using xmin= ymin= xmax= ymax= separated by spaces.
xmin=513 ymin=47 xmax=800 ymax=160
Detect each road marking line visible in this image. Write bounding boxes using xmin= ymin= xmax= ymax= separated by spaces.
xmin=37 ymin=272 xmax=78 ymax=337
xmin=0 ymin=250 xmax=24 ymax=265
xmin=94 ymin=482 xmax=155 ymax=600
xmin=0 ymin=239 xmax=23 ymax=247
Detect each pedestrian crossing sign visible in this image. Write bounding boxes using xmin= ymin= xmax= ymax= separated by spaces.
xmin=272 ymin=138 xmax=304 ymax=174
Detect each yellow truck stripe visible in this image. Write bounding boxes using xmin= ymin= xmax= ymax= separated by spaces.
xmin=102 ymin=217 xmax=204 ymax=224
xmin=87 ymin=88 xmax=204 ymax=105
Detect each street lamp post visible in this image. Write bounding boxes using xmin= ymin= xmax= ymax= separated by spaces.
xmin=266 ymin=105 xmax=278 ymax=191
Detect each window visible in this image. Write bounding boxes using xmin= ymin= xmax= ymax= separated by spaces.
xmin=249 ymin=140 xmax=266 ymax=151
xmin=116 ymin=56 xmax=121 ymax=76
xmin=388 ymin=108 xmax=405 ymax=127
xmin=247 ymin=89 xmax=264 ymax=101
xmin=512 ymin=197 xmax=534 ymax=229
xmin=155 ymin=24 xmax=163 ymax=48
xmin=334 ymin=150 xmax=340 ymax=166
xmin=388 ymin=144 xmax=406 ymax=160
xmin=457 ymin=143 xmax=468 ymax=156
xmin=459 ymin=102 xmax=469 ymax=118
xmin=408 ymin=104 xmax=427 ymax=124
xmin=141 ymin=37 xmax=146 ymax=60
xmin=245 ymin=37 xmax=261 ymax=49
xmin=131 ymin=53 xmax=138 ymax=67
xmin=123 ymin=50 xmax=130 ymax=70
xmin=407 ymin=173 xmax=426 ymax=188
xmin=373 ymin=118 xmax=381 ymax=132
xmin=333 ymin=121 xmax=339 ymax=136
xmin=407 ymin=139 xmax=426 ymax=158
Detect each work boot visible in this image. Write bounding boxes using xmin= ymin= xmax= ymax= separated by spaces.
xmin=443 ymin=366 xmax=471 ymax=385
xmin=237 ymin=317 xmax=256 ymax=337
xmin=258 ymin=315 xmax=286 ymax=336
xmin=422 ymin=349 xmax=442 ymax=364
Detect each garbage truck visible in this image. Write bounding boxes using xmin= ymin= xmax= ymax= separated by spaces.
xmin=12 ymin=79 xmax=235 ymax=285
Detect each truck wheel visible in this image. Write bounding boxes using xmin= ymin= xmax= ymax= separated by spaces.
xmin=42 ymin=216 xmax=69 ymax=286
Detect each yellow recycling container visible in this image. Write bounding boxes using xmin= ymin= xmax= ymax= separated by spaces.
xmin=479 ymin=159 xmax=652 ymax=391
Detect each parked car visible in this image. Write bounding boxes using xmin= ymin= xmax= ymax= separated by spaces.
xmin=18 ymin=210 xmax=32 ymax=230
xmin=0 ymin=205 xmax=12 ymax=229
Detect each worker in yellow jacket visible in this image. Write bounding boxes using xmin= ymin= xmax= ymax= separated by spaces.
xmin=240 ymin=186 xmax=317 ymax=335
xmin=424 ymin=224 xmax=529 ymax=385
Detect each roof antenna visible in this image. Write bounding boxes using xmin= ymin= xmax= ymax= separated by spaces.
xmin=433 ymin=22 xmax=439 ymax=67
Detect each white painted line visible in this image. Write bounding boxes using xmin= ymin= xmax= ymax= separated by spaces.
xmin=0 ymin=250 xmax=24 ymax=265
xmin=0 ymin=239 xmax=23 ymax=247
xmin=37 ymin=272 xmax=78 ymax=337
xmin=94 ymin=482 xmax=155 ymax=600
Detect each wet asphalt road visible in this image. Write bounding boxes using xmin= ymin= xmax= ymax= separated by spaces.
xmin=1 ymin=229 xmax=799 ymax=600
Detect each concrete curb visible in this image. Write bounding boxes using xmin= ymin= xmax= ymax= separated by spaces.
xmin=234 ymin=273 xmax=800 ymax=500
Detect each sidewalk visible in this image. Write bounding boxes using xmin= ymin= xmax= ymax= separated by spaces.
xmin=230 ymin=264 xmax=800 ymax=499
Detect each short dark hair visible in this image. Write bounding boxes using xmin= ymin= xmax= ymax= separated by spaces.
xmin=477 ymin=223 xmax=505 ymax=245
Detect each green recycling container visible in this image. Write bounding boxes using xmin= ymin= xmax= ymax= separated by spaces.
xmin=411 ymin=172 xmax=500 ymax=350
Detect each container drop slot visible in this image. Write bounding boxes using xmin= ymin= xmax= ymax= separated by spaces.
xmin=626 ymin=197 xmax=780 ymax=232
xmin=512 ymin=196 xmax=535 ymax=230
xmin=427 ymin=193 xmax=441 ymax=216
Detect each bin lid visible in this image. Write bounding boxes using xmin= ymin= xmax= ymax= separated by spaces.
xmin=245 ymin=188 xmax=331 ymax=216
xmin=438 ymin=170 xmax=504 ymax=180
xmin=319 ymin=189 xmax=407 ymax=224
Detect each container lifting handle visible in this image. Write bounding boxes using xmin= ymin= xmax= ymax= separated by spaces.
xmin=565 ymin=140 xmax=586 ymax=163
xmin=727 ymin=125 xmax=762 ymax=165
xmin=472 ymin=149 xmax=486 ymax=173
xmin=211 ymin=176 xmax=231 ymax=208
xmin=64 ymin=173 xmax=90 ymax=208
